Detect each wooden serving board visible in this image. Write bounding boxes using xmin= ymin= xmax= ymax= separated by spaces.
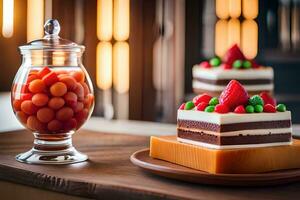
xmin=131 ymin=149 xmax=300 ymax=186
xmin=1 ymin=130 xmax=300 ymax=200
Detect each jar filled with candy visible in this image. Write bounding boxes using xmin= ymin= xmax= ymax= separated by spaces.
xmin=11 ymin=19 xmax=94 ymax=164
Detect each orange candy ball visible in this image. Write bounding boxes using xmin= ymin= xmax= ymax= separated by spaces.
xmin=64 ymin=92 xmax=78 ymax=107
xmin=37 ymin=107 xmax=55 ymax=123
xmin=16 ymin=111 xmax=28 ymax=124
xmin=48 ymin=97 xmax=65 ymax=110
xmin=28 ymin=79 xmax=46 ymax=93
xmin=73 ymin=102 xmax=84 ymax=113
xmin=32 ymin=93 xmax=49 ymax=107
xmin=56 ymin=107 xmax=74 ymax=121
xmin=21 ymin=100 xmax=38 ymax=115
xmin=27 ymin=116 xmax=45 ymax=132
xmin=47 ymin=119 xmax=63 ymax=132
xmin=71 ymin=70 xmax=85 ymax=83
xmin=50 ymin=82 xmax=67 ymax=97
xmin=59 ymin=75 xmax=77 ymax=90
xmin=74 ymin=83 xmax=84 ymax=101
xmin=13 ymin=99 xmax=22 ymax=111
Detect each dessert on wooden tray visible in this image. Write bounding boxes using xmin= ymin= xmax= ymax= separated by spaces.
xmin=150 ymin=80 xmax=300 ymax=174
xmin=192 ymin=44 xmax=274 ymax=96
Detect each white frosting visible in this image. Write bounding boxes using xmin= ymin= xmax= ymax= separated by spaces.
xmin=193 ymin=80 xmax=274 ymax=92
xmin=193 ymin=65 xmax=274 ymax=80
xmin=177 ymin=138 xmax=292 ymax=150
xmin=177 ymin=110 xmax=292 ymax=124
xmin=178 ymin=127 xmax=292 ymax=136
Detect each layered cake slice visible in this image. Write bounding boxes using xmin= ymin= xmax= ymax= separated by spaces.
xmin=178 ymin=80 xmax=292 ymax=149
xmin=193 ymin=44 xmax=274 ymax=96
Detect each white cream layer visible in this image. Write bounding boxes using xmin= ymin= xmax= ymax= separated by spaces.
xmin=192 ymin=65 xmax=274 ymax=80
xmin=177 ymin=110 xmax=292 ymax=124
xmin=193 ymin=80 xmax=274 ymax=92
xmin=177 ymin=138 xmax=292 ymax=150
xmin=178 ymin=127 xmax=292 ymax=136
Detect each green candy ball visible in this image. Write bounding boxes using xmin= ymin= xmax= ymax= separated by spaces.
xmin=276 ymin=104 xmax=286 ymax=112
xmin=205 ymin=105 xmax=215 ymax=112
xmin=184 ymin=101 xmax=195 ymax=110
xmin=209 ymin=57 xmax=221 ymax=67
xmin=249 ymin=95 xmax=264 ymax=106
xmin=246 ymin=105 xmax=254 ymax=113
xmin=233 ymin=60 xmax=243 ymax=69
xmin=242 ymin=60 xmax=252 ymax=69
xmin=254 ymin=105 xmax=263 ymax=113
xmin=209 ymin=97 xmax=219 ymax=106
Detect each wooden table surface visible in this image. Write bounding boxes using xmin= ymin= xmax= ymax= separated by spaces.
xmin=0 ymin=130 xmax=300 ymax=200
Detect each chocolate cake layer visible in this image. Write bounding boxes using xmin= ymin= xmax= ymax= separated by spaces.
xmin=177 ymin=129 xmax=292 ymax=145
xmin=177 ymin=119 xmax=291 ymax=132
xmin=193 ymin=78 xmax=273 ymax=86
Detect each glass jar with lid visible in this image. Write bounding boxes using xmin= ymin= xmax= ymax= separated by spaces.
xmin=11 ymin=19 xmax=94 ymax=164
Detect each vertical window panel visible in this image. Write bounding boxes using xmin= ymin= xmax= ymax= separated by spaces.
xmin=216 ymin=0 xmax=229 ymax=19
xmin=113 ymin=0 xmax=130 ymax=41
xmin=229 ymin=0 xmax=241 ymax=18
xmin=228 ymin=18 xmax=240 ymax=47
xmin=113 ymin=42 xmax=129 ymax=93
xmin=242 ymin=20 xmax=258 ymax=59
xmin=96 ymin=42 xmax=113 ymax=90
xmin=27 ymin=0 xmax=44 ymax=42
xmin=215 ymin=20 xmax=228 ymax=58
xmin=97 ymin=0 xmax=113 ymax=41
xmin=242 ymin=0 xmax=258 ymax=19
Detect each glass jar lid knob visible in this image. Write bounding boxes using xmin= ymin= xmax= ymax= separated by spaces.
xmin=44 ymin=19 xmax=61 ymax=36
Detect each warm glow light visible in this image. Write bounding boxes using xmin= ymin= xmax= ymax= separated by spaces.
xmin=229 ymin=0 xmax=241 ymax=18
xmin=97 ymin=0 xmax=113 ymax=41
xmin=113 ymin=0 xmax=130 ymax=41
xmin=27 ymin=0 xmax=44 ymax=42
xmin=113 ymin=42 xmax=129 ymax=93
xmin=215 ymin=20 xmax=228 ymax=58
xmin=241 ymin=20 xmax=258 ymax=59
xmin=242 ymin=0 xmax=258 ymax=19
xmin=216 ymin=0 xmax=229 ymax=19
xmin=96 ymin=42 xmax=112 ymax=90
xmin=228 ymin=18 xmax=240 ymax=47
xmin=2 ymin=0 xmax=14 ymax=38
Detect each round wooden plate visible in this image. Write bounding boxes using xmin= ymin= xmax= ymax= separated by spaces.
xmin=130 ymin=149 xmax=300 ymax=186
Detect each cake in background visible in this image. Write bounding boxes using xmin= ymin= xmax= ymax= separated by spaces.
xmin=192 ymin=44 xmax=274 ymax=96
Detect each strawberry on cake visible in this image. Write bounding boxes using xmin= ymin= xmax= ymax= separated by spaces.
xmin=178 ymin=80 xmax=291 ymax=149
xmin=193 ymin=44 xmax=274 ymax=96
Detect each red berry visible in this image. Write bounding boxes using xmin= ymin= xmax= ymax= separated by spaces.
xmin=221 ymin=63 xmax=232 ymax=70
xmin=42 ymin=71 xmax=59 ymax=86
xmin=223 ymin=44 xmax=246 ymax=65
xmin=37 ymin=67 xmax=51 ymax=78
xmin=193 ymin=93 xmax=212 ymax=106
xmin=219 ymin=80 xmax=249 ymax=110
xmin=20 ymin=93 xmax=33 ymax=101
xmin=196 ymin=102 xmax=208 ymax=111
xmin=264 ymin=104 xmax=276 ymax=113
xmin=215 ymin=104 xmax=229 ymax=113
xmin=179 ymin=103 xmax=185 ymax=110
xmin=234 ymin=105 xmax=246 ymax=113
xmin=260 ymin=92 xmax=276 ymax=106
xmin=199 ymin=61 xmax=211 ymax=69
xmin=251 ymin=60 xmax=260 ymax=69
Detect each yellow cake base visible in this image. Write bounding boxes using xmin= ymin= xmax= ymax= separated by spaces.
xmin=150 ymin=136 xmax=300 ymax=174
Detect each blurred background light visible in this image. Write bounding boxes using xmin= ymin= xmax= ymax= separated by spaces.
xmin=97 ymin=0 xmax=113 ymax=41
xmin=96 ymin=42 xmax=112 ymax=90
xmin=2 ymin=0 xmax=14 ymax=38
xmin=215 ymin=19 xmax=228 ymax=58
xmin=228 ymin=18 xmax=241 ymax=48
xmin=216 ymin=0 xmax=229 ymax=19
xmin=113 ymin=0 xmax=130 ymax=41
xmin=27 ymin=0 xmax=44 ymax=42
xmin=242 ymin=19 xmax=258 ymax=59
xmin=229 ymin=0 xmax=241 ymax=18
xmin=242 ymin=0 xmax=259 ymax=19
xmin=113 ymin=42 xmax=129 ymax=93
